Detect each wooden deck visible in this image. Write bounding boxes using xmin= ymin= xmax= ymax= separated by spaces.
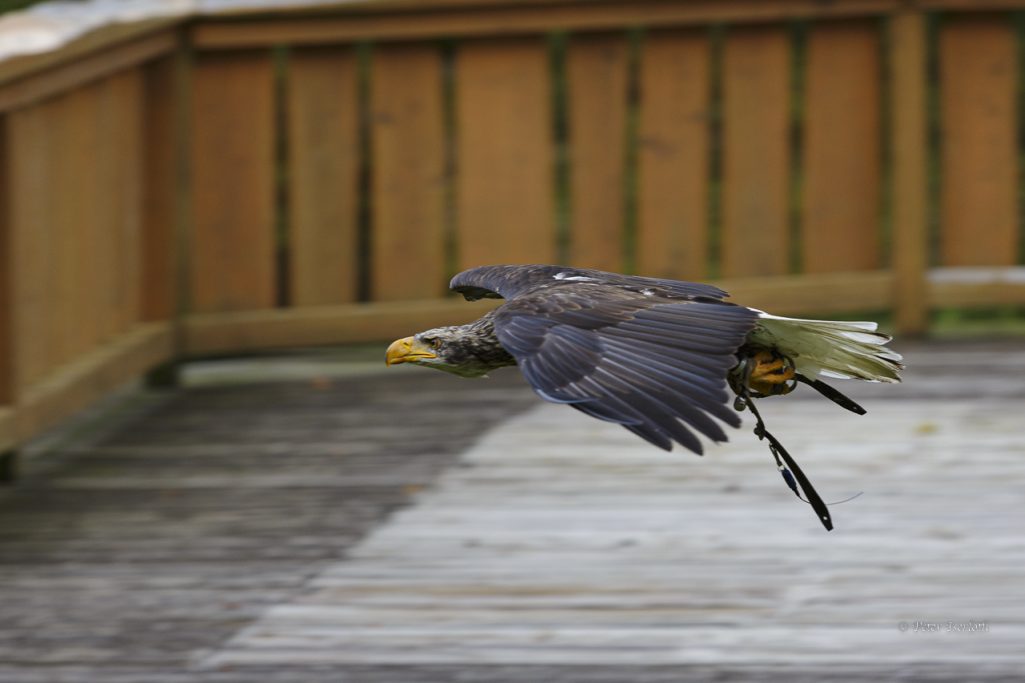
xmin=0 ymin=341 xmax=1024 ymax=681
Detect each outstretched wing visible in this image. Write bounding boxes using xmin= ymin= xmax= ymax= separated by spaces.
xmin=491 ymin=284 xmax=758 ymax=454
xmin=451 ymin=264 xmax=731 ymax=302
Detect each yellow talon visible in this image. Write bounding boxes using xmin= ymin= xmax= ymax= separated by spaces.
xmin=747 ymin=350 xmax=796 ymax=396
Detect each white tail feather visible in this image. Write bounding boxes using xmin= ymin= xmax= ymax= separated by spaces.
xmin=750 ymin=313 xmax=903 ymax=383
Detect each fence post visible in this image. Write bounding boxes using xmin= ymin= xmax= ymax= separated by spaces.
xmin=891 ymin=9 xmax=929 ymax=335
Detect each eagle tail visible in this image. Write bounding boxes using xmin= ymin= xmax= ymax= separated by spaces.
xmin=753 ymin=314 xmax=903 ymax=384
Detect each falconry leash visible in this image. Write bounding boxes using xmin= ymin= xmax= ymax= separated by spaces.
xmin=732 ymin=353 xmax=867 ymax=532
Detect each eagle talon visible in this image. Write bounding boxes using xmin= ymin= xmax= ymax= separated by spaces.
xmin=746 ymin=349 xmax=796 ymax=397
xmin=729 ymin=349 xmax=798 ymax=399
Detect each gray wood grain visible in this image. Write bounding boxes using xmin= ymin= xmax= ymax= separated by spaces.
xmin=2 ymin=341 xmax=1024 ymax=682
xmin=0 ymin=370 xmax=536 ymax=681
xmin=204 ymin=343 xmax=1025 ymax=679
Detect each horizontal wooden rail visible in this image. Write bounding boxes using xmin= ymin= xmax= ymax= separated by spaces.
xmin=928 ymin=267 xmax=1025 ymax=308
xmin=182 ymin=267 xmax=1025 ymax=358
xmin=12 ymin=323 xmax=173 ymax=442
xmin=0 ymin=324 xmax=171 ymax=455
xmin=193 ymin=0 xmax=899 ymax=48
xmin=182 ymin=266 xmax=1025 ymax=355
xmin=716 ymin=271 xmax=894 ymax=315
xmin=0 ymin=18 xmax=179 ymax=87
xmin=184 ymin=299 xmax=500 ymax=355
xmin=183 ymin=271 xmax=895 ymax=355
xmin=192 ymin=0 xmax=1025 ymax=48
xmin=0 ymin=23 xmax=178 ymax=112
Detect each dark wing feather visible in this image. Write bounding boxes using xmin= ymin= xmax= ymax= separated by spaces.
xmin=492 ymin=284 xmax=758 ymax=454
xmin=451 ymin=264 xmax=730 ymax=302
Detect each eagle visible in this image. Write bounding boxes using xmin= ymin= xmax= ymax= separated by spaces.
xmin=386 ymin=264 xmax=902 ymax=529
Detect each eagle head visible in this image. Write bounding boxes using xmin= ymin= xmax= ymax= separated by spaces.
xmin=385 ymin=325 xmax=510 ymax=378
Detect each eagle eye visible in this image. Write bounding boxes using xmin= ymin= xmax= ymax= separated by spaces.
xmin=430 ymin=338 xmax=442 ymax=350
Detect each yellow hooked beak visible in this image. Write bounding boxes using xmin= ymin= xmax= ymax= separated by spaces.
xmin=385 ymin=336 xmax=437 ymax=366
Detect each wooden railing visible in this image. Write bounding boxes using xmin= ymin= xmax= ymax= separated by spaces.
xmin=0 ymin=20 xmax=182 ymax=465
xmin=2 ymin=0 xmax=1025 ymax=462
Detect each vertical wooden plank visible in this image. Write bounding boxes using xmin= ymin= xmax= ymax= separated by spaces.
xmin=370 ymin=42 xmax=446 ymax=301
xmin=939 ymin=15 xmax=1017 ymax=267
xmin=84 ymin=73 xmax=134 ymax=347
xmin=891 ymin=10 xmax=928 ymax=334
xmin=0 ymin=116 xmax=10 ymax=406
xmin=102 ymin=69 xmax=144 ymax=336
xmin=288 ymin=46 xmax=361 ymax=306
xmin=55 ymin=85 xmax=101 ymax=363
xmin=566 ymin=32 xmax=628 ymax=272
xmin=45 ymin=94 xmax=74 ymax=374
xmin=721 ymin=25 xmax=790 ymax=278
xmin=6 ymin=101 xmax=56 ymax=394
xmin=456 ymin=38 xmax=555 ymax=269
xmin=88 ymin=78 xmax=119 ymax=345
xmin=636 ymin=29 xmax=710 ymax=280
xmin=51 ymin=90 xmax=81 ymax=366
xmin=142 ymin=54 xmax=180 ymax=322
xmin=803 ymin=20 xmax=881 ymax=273
xmin=190 ymin=50 xmax=275 ymax=314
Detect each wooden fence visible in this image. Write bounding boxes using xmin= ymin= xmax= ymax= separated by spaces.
xmin=2 ymin=0 xmax=1025 ymax=461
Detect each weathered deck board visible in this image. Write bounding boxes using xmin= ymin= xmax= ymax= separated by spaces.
xmin=0 ymin=370 xmax=536 ymax=681
xmin=1 ymin=342 xmax=1024 ymax=682
xmin=205 ymin=342 xmax=1025 ymax=677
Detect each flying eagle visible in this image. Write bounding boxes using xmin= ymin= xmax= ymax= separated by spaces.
xmin=386 ymin=264 xmax=902 ymax=529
